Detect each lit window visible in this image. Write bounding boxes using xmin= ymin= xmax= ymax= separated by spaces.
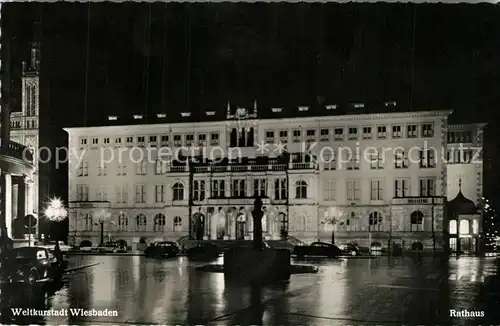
xmin=449 ymin=220 xmax=457 ymax=235
xmin=459 ymin=220 xmax=469 ymax=235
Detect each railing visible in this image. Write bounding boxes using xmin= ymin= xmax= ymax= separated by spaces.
xmin=0 ymin=138 xmax=33 ymax=163
xmin=185 ymin=163 xmax=308 ymax=174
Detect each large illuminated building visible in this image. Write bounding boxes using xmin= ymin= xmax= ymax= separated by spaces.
xmin=65 ymin=102 xmax=457 ymax=252
xmin=0 ymin=3 xmax=37 ymax=245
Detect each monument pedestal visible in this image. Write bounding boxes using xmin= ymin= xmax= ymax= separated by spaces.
xmin=224 ymin=247 xmax=291 ymax=284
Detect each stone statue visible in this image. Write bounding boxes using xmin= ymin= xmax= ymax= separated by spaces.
xmin=252 ymin=197 xmax=264 ymax=249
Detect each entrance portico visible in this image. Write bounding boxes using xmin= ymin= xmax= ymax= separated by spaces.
xmin=191 ymin=205 xmax=287 ymax=241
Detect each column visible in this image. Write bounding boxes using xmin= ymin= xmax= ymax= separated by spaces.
xmin=247 ymin=207 xmax=253 ymax=240
xmin=18 ymin=181 xmax=25 ymax=235
xmin=3 ymin=173 xmax=12 ymax=239
xmin=25 ymin=179 xmax=32 ymax=214
xmin=210 ymin=211 xmax=218 ymax=240
xmin=12 ymin=183 xmax=18 ymax=226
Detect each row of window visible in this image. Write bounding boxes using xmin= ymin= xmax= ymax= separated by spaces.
xmin=449 ymin=219 xmax=479 ymax=235
xmin=265 ymin=123 xmax=435 ymax=144
xmin=80 ymin=132 xmax=221 ymax=149
xmin=75 ymin=178 xmax=292 ymax=203
xmin=10 ymin=119 xmax=38 ymax=129
xmin=75 ymin=176 xmax=437 ymax=204
xmin=324 ymin=211 xmax=426 ymax=232
xmin=448 ymin=131 xmax=473 ymax=144
xmin=75 ymin=149 xmax=438 ymax=178
xmin=322 ymin=149 xmax=437 ymax=171
xmin=323 ymin=178 xmax=436 ymax=202
xmin=80 ymin=213 xmax=182 ymax=232
xmin=78 ymin=123 xmax=436 ymax=149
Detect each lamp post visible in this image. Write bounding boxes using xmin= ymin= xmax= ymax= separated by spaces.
xmin=94 ymin=208 xmax=111 ymax=246
xmin=44 ymin=198 xmax=68 ymax=241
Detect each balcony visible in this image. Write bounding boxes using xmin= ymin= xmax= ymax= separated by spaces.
xmin=0 ymin=138 xmax=35 ymax=176
xmin=171 ymin=163 xmax=314 ymax=174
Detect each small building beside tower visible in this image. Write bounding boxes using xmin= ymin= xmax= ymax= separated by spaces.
xmin=446 ymin=179 xmax=482 ymax=255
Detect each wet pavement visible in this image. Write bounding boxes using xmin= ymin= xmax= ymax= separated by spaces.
xmin=1 ymin=254 xmax=500 ymax=325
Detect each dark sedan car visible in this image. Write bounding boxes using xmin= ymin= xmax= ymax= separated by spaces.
xmin=293 ymin=242 xmax=343 ymax=259
xmin=4 ymin=247 xmax=66 ymax=284
xmin=144 ymin=241 xmax=180 ymax=258
xmin=186 ymin=243 xmax=220 ymax=261
xmin=338 ymin=243 xmax=362 ymax=256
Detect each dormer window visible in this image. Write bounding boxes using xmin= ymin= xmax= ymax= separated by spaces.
xmin=298 ymin=106 xmax=309 ymax=112
xmin=205 ymin=111 xmax=215 ymax=116
xmin=133 ymin=115 xmax=143 ymax=120
xmin=108 ymin=116 xmax=118 ymax=121
xmin=157 ymin=113 xmax=166 ymax=118
xmin=272 ymin=107 xmax=283 ymax=113
xmin=137 ymin=136 xmax=145 ymax=147
xmin=181 ymin=112 xmax=191 ymax=117
xmin=149 ymin=136 xmax=157 ymax=147
xmin=326 ymin=105 xmax=337 ymax=110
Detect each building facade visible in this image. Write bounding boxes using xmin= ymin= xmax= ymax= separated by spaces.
xmin=446 ymin=123 xmax=485 ymax=205
xmin=65 ymin=105 xmax=452 ymax=252
xmin=0 ymin=3 xmax=36 ymax=245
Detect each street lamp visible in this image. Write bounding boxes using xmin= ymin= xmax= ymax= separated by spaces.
xmin=94 ymin=208 xmax=111 ymax=246
xmin=44 ymin=198 xmax=68 ymax=241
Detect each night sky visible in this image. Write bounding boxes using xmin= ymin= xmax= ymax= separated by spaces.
xmin=4 ymin=3 xmax=500 ymax=127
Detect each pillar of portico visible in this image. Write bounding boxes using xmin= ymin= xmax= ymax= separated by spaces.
xmin=246 ymin=207 xmax=253 ymax=240
xmin=210 ymin=211 xmax=218 ymax=240
xmin=2 ymin=173 xmax=12 ymax=239
xmin=17 ymin=180 xmax=26 ymax=238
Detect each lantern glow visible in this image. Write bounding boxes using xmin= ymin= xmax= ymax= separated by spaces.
xmin=45 ymin=197 xmax=68 ymax=222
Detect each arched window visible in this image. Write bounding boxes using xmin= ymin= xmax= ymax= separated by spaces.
xmin=154 ymin=213 xmax=166 ymax=232
xmin=449 ymin=220 xmax=457 ymax=235
xmin=117 ymin=212 xmax=128 ymax=231
xmin=84 ymin=213 xmax=93 ymax=231
xmin=173 ymin=216 xmax=182 ymax=232
xmin=459 ymin=220 xmax=469 ymax=235
xmin=369 ymin=212 xmax=383 ymax=231
xmin=295 ymin=180 xmax=308 ymax=199
xmin=410 ymin=211 xmax=424 ymax=231
xmin=173 ymin=183 xmax=184 ymax=201
xmin=136 ymin=214 xmax=147 ymax=231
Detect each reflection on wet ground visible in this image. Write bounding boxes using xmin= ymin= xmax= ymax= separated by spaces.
xmin=1 ymin=255 xmax=499 ymax=325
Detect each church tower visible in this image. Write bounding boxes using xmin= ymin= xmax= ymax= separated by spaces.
xmin=10 ymin=40 xmax=40 ymax=216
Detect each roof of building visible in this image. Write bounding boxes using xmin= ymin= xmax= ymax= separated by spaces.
xmin=447 ymin=182 xmax=477 ymax=215
xmin=68 ymin=100 xmax=453 ymax=129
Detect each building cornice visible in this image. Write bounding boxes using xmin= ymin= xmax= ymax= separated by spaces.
xmin=63 ymin=109 xmax=453 ymax=136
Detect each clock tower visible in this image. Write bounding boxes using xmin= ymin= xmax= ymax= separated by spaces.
xmin=10 ymin=41 xmax=40 ymax=219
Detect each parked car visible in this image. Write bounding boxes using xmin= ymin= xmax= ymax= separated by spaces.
xmin=293 ymin=241 xmax=343 ymax=259
xmin=78 ymin=240 xmax=93 ymax=252
xmin=97 ymin=242 xmax=127 ymax=253
xmin=35 ymin=240 xmax=72 ymax=252
xmin=5 ymin=247 xmax=67 ymax=284
xmin=338 ymin=243 xmax=362 ymax=256
xmin=186 ymin=243 xmax=220 ymax=260
xmin=144 ymin=241 xmax=180 ymax=258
